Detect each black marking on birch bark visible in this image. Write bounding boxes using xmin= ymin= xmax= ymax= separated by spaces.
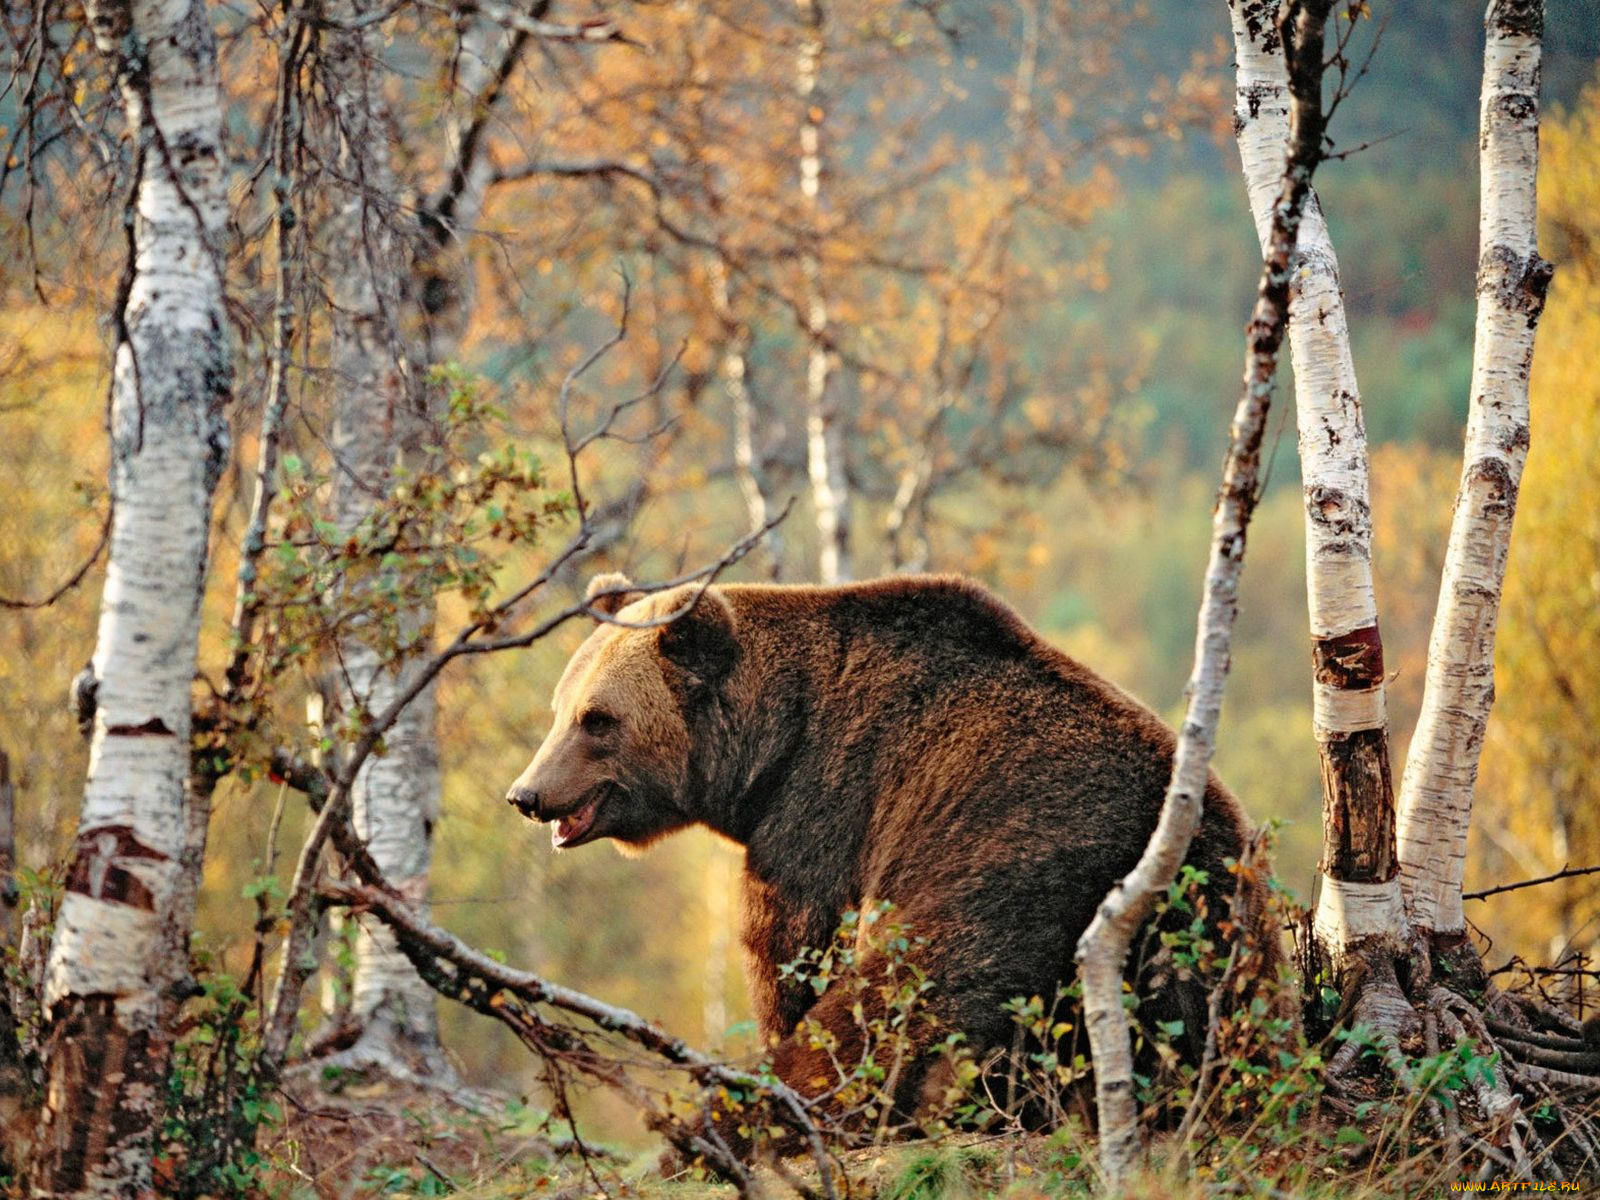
xmin=110 ymin=134 xmax=146 ymax=454
xmin=1238 ymin=82 xmax=1276 ymax=130
xmin=1304 ymin=483 xmax=1369 ymax=537
xmin=1478 ymin=245 xmax=1556 ymax=322
xmin=1318 ymin=726 xmax=1397 ymax=883
xmin=64 ymin=824 xmax=170 ymax=909
xmin=1312 ymin=624 xmax=1385 ymax=690
xmin=1495 ymin=91 xmax=1537 ymax=123
xmin=1239 ymin=0 xmax=1282 ymax=54
xmin=105 ymin=716 xmax=174 ymax=737
xmin=1488 ymin=0 xmax=1544 ymax=39
xmin=1495 ymin=420 xmax=1532 ymax=455
xmin=1465 ymin=456 xmax=1519 ymax=519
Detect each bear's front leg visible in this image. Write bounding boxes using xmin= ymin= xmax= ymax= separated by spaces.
xmin=738 ymin=949 xmax=949 ymax=1160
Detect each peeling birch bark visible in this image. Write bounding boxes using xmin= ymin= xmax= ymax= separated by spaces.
xmin=34 ymin=0 xmax=230 ymax=1188
xmin=1396 ymin=0 xmax=1553 ymax=941
xmin=1228 ymin=0 xmax=1409 ymax=968
xmin=796 ymin=0 xmax=850 ymax=584
xmin=1075 ymin=2 xmax=1333 ymax=1183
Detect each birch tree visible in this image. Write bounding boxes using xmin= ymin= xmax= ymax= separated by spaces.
xmin=305 ymin=1 xmax=562 ymax=1079
xmin=1395 ymin=0 xmax=1554 ymax=959
xmin=710 ymin=260 xmax=783 ymax=578
xmin=1227 ymin=0 xmax=1414 ymax=1024
xmin=32 ymin=0 xmax=230 ymax=1187
xmin=313 ymin=0 xmax=449 ymax=1081
xmin=796 ymin=0 xmax=851 ymax=584
xmin=1075 ymin=0 xmax=1334 ymax=1183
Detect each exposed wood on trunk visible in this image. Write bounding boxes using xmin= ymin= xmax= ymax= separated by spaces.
xmin=33 ymin=0 xmax=231 ymax=1188
xmin=1397 ymin=0 xmax=1554 ymax=940
xmin=1074 ymin=1 xmax=1334 ymax=1185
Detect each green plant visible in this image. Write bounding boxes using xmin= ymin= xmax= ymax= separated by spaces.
xmin=161 ymin=957 xmax=280 ymax=1197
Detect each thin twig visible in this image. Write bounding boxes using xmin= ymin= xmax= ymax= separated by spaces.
xmin=1466 ymin=864 xmax=1600 ymax=902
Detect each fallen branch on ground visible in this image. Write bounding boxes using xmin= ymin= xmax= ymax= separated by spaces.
xmin=319 ymin=877 xmax=841 ymax=1199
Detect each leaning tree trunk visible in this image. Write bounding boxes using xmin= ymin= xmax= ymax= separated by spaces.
xmin=318 ymin=2 xmax=449 ymax=1081
xmin=1396 ymin=0 xmax=1553 ymax=959
xmin=796 ymin=0 xmax=850 ymax=584
xmin=33 ymin=0 xmax=230 ymax=1189
xmin=1076 ymin=2 xmax=1334 ymax=1185
xmin=1228 ymin=0 xmax=1413 ymax=1009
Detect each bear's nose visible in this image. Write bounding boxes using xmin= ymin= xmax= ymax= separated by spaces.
xmin=506 ymin=786 xmax=541 ymax=818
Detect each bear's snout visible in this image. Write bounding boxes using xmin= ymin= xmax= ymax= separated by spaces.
xmin=506 ymin=786 xmax=541 ymax=818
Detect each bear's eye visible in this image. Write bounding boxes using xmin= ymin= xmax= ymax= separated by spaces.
xmin=579 ymin=709 xmax=619 ymax=737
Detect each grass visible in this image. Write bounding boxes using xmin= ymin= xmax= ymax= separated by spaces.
xmin=264 ymin=1106 xmax=1575 ymax=1200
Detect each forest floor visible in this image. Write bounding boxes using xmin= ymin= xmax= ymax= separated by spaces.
xmin=258 ymin=1078 xmax=1547 ymax=1200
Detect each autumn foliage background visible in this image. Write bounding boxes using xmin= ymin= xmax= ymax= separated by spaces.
xmin=2 ymin=0 xmax=1600 ymax=1149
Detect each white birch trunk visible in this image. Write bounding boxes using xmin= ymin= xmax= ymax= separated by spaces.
xmin=709 ymin=260 xmax=783 ymax=577
xmin=34 ymin=0 xmax=229 ymax=1188
xmin=1396 ymin=0 xmax=1553 ymax=939
xmin=1229 ymin=0 xmax=1409 ymax=967
xmin=321 ymin=4 xmax=448 ymax=1079
xmin=796 ymin=0 xmax=850 ymax=584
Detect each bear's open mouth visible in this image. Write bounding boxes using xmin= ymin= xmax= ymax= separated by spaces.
xmin=551 ymin=792 xmax=603 ymax=849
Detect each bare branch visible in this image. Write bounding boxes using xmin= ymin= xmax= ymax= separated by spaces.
xmin=1465 ymin=864 xmax=1600 ymax=903
xmin=223 ymin=13 xmax=309 ymax=702
xmin=424 ymin=2 xmax=636 ymax=47
xmin=487 ymin=156 xmax=667 ymax=193
xmin=0 ymin=506 xmax=110 ymax=610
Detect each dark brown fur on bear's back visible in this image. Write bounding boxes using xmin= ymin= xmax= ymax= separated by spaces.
xmin=684 ymin=576 xmax=1272 ymax=1088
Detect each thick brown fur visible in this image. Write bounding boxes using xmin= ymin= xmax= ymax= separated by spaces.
xmin=508 ymin=575 xmax=1279 ymax=1137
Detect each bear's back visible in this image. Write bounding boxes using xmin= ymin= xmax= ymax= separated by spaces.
xmin=715 ymin=575 xmax=1271 ymax=1057
xmin=723 ymin=575 xmax=1204 ymax=818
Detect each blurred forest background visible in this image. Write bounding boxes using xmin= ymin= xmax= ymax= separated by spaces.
xmin=3 ymin=0 xmax=1600 ymax=1143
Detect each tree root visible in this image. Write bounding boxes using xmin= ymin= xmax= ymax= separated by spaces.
xmin=1320 ymin=958 xmax=1600 ymax=1180
xmin=1486 ymin=1017 xmax=1590 ymax=1054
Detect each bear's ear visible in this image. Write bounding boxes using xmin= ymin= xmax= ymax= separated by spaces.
xmin=585 ymin=572 xmax=640 ymax=618
xmin=657 ymin=589 xmax=739 ymax=685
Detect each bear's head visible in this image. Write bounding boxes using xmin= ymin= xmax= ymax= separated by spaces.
xmin=505 ymin=572 xmax=740 ymax=852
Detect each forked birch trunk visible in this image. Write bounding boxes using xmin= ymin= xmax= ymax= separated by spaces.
xmin=33 ymin=0 xmax=230 ymax=1189
xmin=320 ymin=4 xmax=448 ymax=1080
xmin=1227 ymin=0 xmax=1411 ymax=975
xmin=1396 ymin=0 xmax=1553 ymax=946
xmin=796 ymin=0 xmax=850 ymax=584
xmin=1075 ymin=2 xmax=1333 ymax=1183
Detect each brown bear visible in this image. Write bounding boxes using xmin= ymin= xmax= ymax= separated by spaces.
xmin=506 ymin=573 xmax=1274 ymax=1142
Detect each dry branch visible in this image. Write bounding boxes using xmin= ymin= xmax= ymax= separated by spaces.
xmin=322 ymin=877 xmax=839 ymax=1197
xmin=1466 ymin=863 xmax=1600 ymax=902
